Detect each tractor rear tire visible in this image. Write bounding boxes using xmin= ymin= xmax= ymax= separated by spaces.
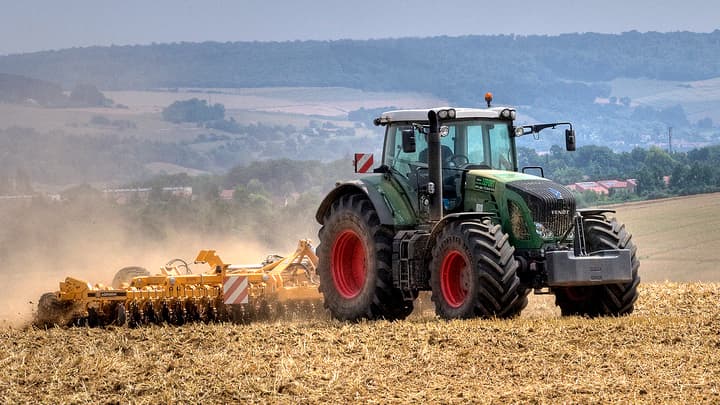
xmin=111 ymin=266 xmax=150 ymax=289
xmin=317 ymin=193 xmax=412 ymax=321
xmin=430 ymin=220 xmax=524 ymax=319
xmin=554 ymin=216 xmax=640 ymax=317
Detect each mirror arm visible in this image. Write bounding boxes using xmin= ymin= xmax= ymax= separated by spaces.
xmin=532 ymin=122 xmax=572 ymax=133
xmin=515 ymin=122 xmax=573 ymax=137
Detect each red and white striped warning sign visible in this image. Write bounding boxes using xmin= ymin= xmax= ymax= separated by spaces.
xmin=354 ymin=153 xmax=374 ymax=173
xmin=223 ymin=275 xmax=249 ymax=304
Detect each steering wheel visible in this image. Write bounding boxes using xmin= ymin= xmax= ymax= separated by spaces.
xmin=499 ymin=154 xmax=514 ymax=170
xmin=448 ymin=154 xmax=470 ymax=167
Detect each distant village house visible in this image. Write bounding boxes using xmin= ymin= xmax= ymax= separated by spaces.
xmin=566 ymin=179 xmax=637 ymax=195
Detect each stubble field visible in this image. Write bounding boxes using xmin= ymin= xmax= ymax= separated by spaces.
xmin=1 ymin=283 xmax=718 ymax=403
xmin=1 ymin=194 xmax=719 ymax=403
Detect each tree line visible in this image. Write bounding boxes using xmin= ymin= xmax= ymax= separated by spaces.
xmin=0 ymin=73 xmax=112 ymax=107
xmin=2 ymin=31 xmax=719 ymax=110
xmin=519 ymin=144 xmax=720 ymax=200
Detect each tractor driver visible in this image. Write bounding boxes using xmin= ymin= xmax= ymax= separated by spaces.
xmin=418 ymin=143 xmax=454 ymax=166
xmin=416 ymin=131 xmax=463 ymax=211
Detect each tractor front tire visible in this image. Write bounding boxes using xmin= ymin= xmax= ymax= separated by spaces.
xmin=554 ymin=216 xmax=640 ymax=317
xmin=430 ymin=220 xmax=524 ymax=319
xmin=317 ymin=193 xmax=412 ymax=321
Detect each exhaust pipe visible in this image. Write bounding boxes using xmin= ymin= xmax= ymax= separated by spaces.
xmin=427 ymin=110 xmax=443 ymax=221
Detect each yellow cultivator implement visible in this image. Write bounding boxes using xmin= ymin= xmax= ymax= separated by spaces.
xmin=34 ymin=240 xmax=322 ymax=327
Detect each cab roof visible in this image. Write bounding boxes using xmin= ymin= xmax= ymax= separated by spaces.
xmin=375 ymin=106 xmax=515 ymax=125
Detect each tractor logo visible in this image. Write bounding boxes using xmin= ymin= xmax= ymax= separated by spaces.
xmin=548 ymin=187 xmax=563 ymax=199
xmin=475 ymin=177 xmax=496 ymax=192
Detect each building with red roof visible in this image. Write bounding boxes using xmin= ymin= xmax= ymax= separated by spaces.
xmin=567 ymin=179 xmax=638 ymax=195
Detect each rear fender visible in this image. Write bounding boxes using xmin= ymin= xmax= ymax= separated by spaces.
xmin=316 ymin=180 xmax=395 ymax=225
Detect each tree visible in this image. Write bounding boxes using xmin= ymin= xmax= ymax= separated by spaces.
xmin=161 ymin=98 xmax=225 ymax=123
xmin=635 ymin=147 xmax=675 ymax=196
xmin=552 ymin=167 xmax=584 ymax=185
xmin=516 ymin=146 xmax=544 ymax=168
xmin=69 ymin=83 xmax=111 ymax=106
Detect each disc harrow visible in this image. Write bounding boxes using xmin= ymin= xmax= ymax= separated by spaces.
xmin=34 ymin=240 xmax=322 ymax=327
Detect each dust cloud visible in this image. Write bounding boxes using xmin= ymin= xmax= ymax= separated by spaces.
xmin=0 ymin=199 xmax=305 ymax=328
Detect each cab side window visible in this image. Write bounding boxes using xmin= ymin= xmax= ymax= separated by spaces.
xmin=489 ymin=125 xmax=513 ymax=170
xmin=383 ymin=125 xmax=427 ymax=176
xmin=466 ymin=125 xmax=486 ymax=164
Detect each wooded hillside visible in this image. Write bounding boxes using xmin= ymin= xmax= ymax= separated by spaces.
xmin=2 ymin=31 xmax=719 ymax=107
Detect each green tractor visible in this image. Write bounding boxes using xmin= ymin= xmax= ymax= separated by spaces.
xmin=315 ymin=99 xmax=639 ymax=321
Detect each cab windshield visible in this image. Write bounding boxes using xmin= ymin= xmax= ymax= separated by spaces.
xmin=383 ymin=119 xmax=515 ymax=175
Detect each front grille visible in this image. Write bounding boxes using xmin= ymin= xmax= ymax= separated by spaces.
xmin=506 ymin=180 xmax=575 ymax=238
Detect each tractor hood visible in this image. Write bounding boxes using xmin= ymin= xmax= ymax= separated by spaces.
xmin=466 ymin=169 xmax=576 ymax=240
xmin=466 ymin=169 xmax=541 ymax=184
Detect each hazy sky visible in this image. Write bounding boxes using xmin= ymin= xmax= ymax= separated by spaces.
xmin=1 ymin=0 xmax=719 ymax=55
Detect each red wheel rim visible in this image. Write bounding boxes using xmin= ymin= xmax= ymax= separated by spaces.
xmin=440 ymin=250 xmax=469 ymax=308
xmin=331 ymin=230 xmax=367 ymax=299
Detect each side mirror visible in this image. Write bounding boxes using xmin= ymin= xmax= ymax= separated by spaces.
xmin=401 ymin=128 xmax=416 ymax=153
xmin=565 ymin=129 xmax=576 ymax=151
xmin=522 ymin=166 xmax=545 ymax=178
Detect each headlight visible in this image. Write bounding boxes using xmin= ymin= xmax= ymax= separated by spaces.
xmin=436 ymin=108 xmax=456 ymax=120
xmin=535 ymin=222 xmax=555 ymax=239
xmin=500 ymin=108 xmax=516 ymax=120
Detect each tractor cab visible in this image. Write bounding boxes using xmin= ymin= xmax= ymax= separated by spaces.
xmin=375 ymin=107 xmax=518 ymax=214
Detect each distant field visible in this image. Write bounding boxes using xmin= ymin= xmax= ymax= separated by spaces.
xmin=105 ymin=87 xmax=447 ymax=118
xmin=608 ymin=76 xmax=720 ymax=122
xmin=0 ymin=102 xmax=199 ymax=142
xmin=0 ymin=87 xmax=446 ymax=142
xmin=610 ymin=192 xmax=720 ymax=282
